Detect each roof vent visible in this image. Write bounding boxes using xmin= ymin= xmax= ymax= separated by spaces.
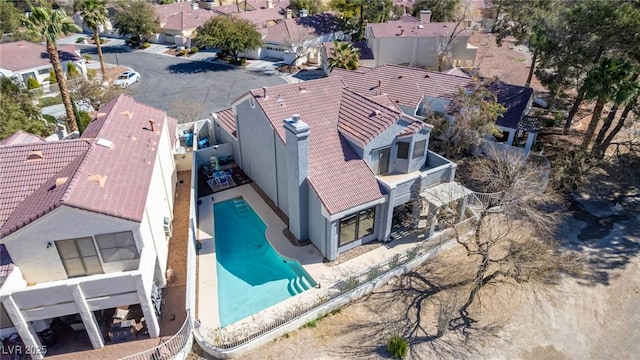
xmin=298 ymin=86 xmax=308 ymax=93
xmin=97 ymin=138 xmax=114 ymax=148
xmin=26 ymin=150 xmax=43 ymax=161
xmin=87 ymin=174 xmax=107 ymax=188
xmin=424 ymin=74 xmax=431 ymax=78
xmin=417 ymin=25 xmax=424 ymax=29
xmin=397 ymin=75 xmax=403 ymax=79
xmin=148 ymin=119 xmax=156 ymax=132
xmin=276 ymin=95 xmax=284 ymax=102
xmin=119 ymin=110 xmax=134 ymax=119
xmin=55 ymin=177 xmax=68 ymax=188
xmin=262 ymin=86 xmax=268 ymax=98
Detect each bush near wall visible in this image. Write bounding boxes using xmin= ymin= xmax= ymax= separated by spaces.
xmin=178 ymin=49 xmax=187 ymax=56
xmin=48 ymin=70 xmax=57 ymax=84
xmin=142 ymin=42 xmax=151 ymax=48
xmin=190 ymin=46 xmax=199 ymax=54
xmin=26 ymin=77 xmax=40 ymax=89
xmin=67 ymin=62 xmax=81 ymax=79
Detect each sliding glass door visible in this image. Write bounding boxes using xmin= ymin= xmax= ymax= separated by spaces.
xmin=339 ymin=207 xmax=376 ymax=247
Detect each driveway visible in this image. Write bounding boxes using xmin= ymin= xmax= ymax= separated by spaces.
xmin=79 ymin=45 xmax=287 ymax=119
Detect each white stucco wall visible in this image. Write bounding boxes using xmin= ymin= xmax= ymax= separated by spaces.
xmin=1 ymin=207 xmax=141 ymax=284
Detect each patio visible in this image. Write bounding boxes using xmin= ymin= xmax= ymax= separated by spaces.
xmin=195 ymin=183 xmax=431 ymax=331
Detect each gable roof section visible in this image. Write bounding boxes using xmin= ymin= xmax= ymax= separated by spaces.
xmin=0 ymin=41 xmax=79 ymax=72
xmin=249 ymin=77 xmax=383 ymax=215
xmin=264 ymin=12 xmax=341 ymax=43
xmin=0 ymin=95 xmax=176 ymax=238
xmin=156 ymin=3 xmax=217 ymax=31
xmin=0 ymin=131 xmax=45 ymax=146
xmin=332 ymin=64 xmax=470 ymax=109
xmin=0 ymin=140 xmax=91 ymax=236
xmin=338 ymin=90 xmax=405 ymax=147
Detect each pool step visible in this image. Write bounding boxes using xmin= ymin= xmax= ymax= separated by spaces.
xmin=293 ymin=277 xmax=304 ymax=293
xmin=233 ymin=200 xmax=249 ymax=214
xmin=299 ymin=276 xmax=311 ymax=290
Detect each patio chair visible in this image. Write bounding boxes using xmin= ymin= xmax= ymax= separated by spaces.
xmin=217 ymin=175 xmax=230 ymax=189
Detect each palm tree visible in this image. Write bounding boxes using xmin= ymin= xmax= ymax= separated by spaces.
xmin=328 ymin=41 xmax=360 ymax=71
xmin=77 ymin=0 xmax=108 ymax=81
xmin=24 ymin=7 xmax=81 ymax=131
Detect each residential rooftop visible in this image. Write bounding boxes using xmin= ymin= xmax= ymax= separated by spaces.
xmin=0 ymin=95 xmax=177 ymax=237
xmin=0 ymin=41 xmax=80 ymax=71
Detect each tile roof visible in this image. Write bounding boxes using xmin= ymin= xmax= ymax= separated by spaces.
xmin=0 ymin=41 xmax=80 ymax=72
xmin=331 ymin=64 xmax=470 ymax=109
xmin=234 ymin=6 xmax=286 ymax=27
xmin=367 ymin=20 xmax=470 ymax=38
xmin=264 ymin=12 xmax=341 ymax=43
xmin=248 ymin=77 xmax=384 ymax=215
xmin=0 ymin=95 xmax=176 ymax=238
xmin=337 ymin=90 xmax=405 ymax=147
xmin=216 ymin=108 xmax=237 ymax=138
xmin=331 ymin=65 xmax=532 ymax=130
xmin=213 ymin=0 xmax=290 ymax=14
xmin=0 ymin=131 xmax=45 ymax=146
xmin=154 ymin=2 xmax=218 ymax=31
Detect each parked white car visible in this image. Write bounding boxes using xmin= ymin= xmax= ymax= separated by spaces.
xmin=113 ymin=71 xmax=140 ymax=88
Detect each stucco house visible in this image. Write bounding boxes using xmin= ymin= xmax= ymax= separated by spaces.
xmin=242 ymin=12 xmax=343 ymax=65
xmin=364 ymin=12 xmax=478 ymax=70
xmin=213 ymin=76 xmax=463 ymax=261
xmin=330 ymin=65 xmax=537 ymax=152
xmin=0 ymin=41 xmax=87 ymax=88
xmin=152 ymin=1 xmax=217 ymax=46
xmin=0 ymin=95 xmax=177 ymax=358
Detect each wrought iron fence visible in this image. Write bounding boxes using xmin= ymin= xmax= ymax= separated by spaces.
xmin=119 ymin=313 xmax=192 ymax=360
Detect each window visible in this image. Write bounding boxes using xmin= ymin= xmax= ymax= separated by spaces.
xmin=338 ymin=207 xmax=376 ymax=247
xmin=397 ymin=142 xmax=410 ymax=159
xmin=95 ymin=231 xmax=139 ymax=262
xmin=56 ymin=237 xmax=103 ymax=277
xmin=38 ymin=68 xmax=50 ymax=75
xmin=413 ymin=140 xmax=426 ymax=159
xmin=0 ymin=304 xmax=13 ymax=329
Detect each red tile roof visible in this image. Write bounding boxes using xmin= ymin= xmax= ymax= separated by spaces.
xmin=0 ymin=95 xmax=176 ymax=238
xmin=155 ymin=2 xmax=217 ymax=31
xmin=264 ymin=12 xmax=341 ymax=43
xmin=331 ymin=64 xmax=471 ymax=109
xmin=0 ymin=41 xmax=80 ymax=72
xmin=367 ymin=20 xmax=470 ymax=38
xmin=0 ymin=131 xmax=45 ymax=146
xmin=249 ymin=77 xmax=384 ymax=215
xmin=338 ymin=90 xmax=405 ymax=147
xmin=332 ymin=65 xmax=532 ymax=130
xmin=216 ymin=108 xmax=237 ymax=138
xmin=234 ymin=6 xmax=285 ymax=26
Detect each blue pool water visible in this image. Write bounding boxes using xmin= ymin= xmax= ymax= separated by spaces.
xmin=214 ymin=197 xmax=317 ymax=327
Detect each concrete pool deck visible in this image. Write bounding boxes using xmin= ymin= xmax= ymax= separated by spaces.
xmin=196 ymin=184 xmax=424 ymax=330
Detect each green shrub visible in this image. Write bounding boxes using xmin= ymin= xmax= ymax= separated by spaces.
xmin=26 ymin=76 xmax=40 ymax=89
xmin=190 ymin=46 xmax=199 ymax=54
xmin=303 ymin=320 xmax=318 ymax=328
xmin=87 ymin=68 xmax=97 ymax=80
xmin=142 ymin=42 xmax=151 ymax=48
xmin=42 ymin=114 xmax=57 ymax=123
xmin=67 ymin=62 xmax=81 ymax=79
xmin=83 ymin=54 xmax=92 ymax=62
xmin=40 ymin=96 xmax=63 ymax=107
xmin=178 ymin=49 xmax=187 ymax=56
xmin=76 ymin=36 xmax=85 ymax=43
xmin=78 ymin=111 xmax=93 ymax=131
xmin=48 ymin=70 xmax=57 ymax=84
xmin=387 ymin=335 xmax=408 ymax=359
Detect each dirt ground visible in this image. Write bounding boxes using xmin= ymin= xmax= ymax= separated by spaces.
xmin=187 ymin=167 xmax=639 ymax=360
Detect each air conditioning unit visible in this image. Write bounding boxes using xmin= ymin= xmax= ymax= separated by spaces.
xmin=163 ymin=217 xmax=172 ymax=238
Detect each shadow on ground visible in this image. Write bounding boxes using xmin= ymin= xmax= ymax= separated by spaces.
xmin=165 ymin=61 xmax=238 ymax=74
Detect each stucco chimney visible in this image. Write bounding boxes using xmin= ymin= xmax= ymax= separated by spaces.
xmin=266 ymin=0 xmax=273 ymax=8
xmin=191 ymin=2 xmax=198 ymax=10
xmin=420 ymin=10 xmax=432 ymax=23
xmin=300 ymin=8 xmax=308 ymax=17
xmin=283 ymin=114 xmax=310 ymax=241
xmin=285 ymin=8 xmax=293 ymax=19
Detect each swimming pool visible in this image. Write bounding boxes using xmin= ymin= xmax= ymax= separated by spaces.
xmin=214 ymin=197 xmax=317 ymax=327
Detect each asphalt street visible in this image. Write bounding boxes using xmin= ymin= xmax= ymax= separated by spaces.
xmin=80 ymin=45 xmax=287 ymax=119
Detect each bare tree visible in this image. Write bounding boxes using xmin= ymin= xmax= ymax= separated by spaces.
xmin=435 ymin=2 xmax=470 ymax=71
xmin=387 ymin=146 xmax=582 ymax=348
xmin=169 ymin=98 xmax=205 ymax=124
xmin=283 ymin=28 xmax=320 ymax=66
